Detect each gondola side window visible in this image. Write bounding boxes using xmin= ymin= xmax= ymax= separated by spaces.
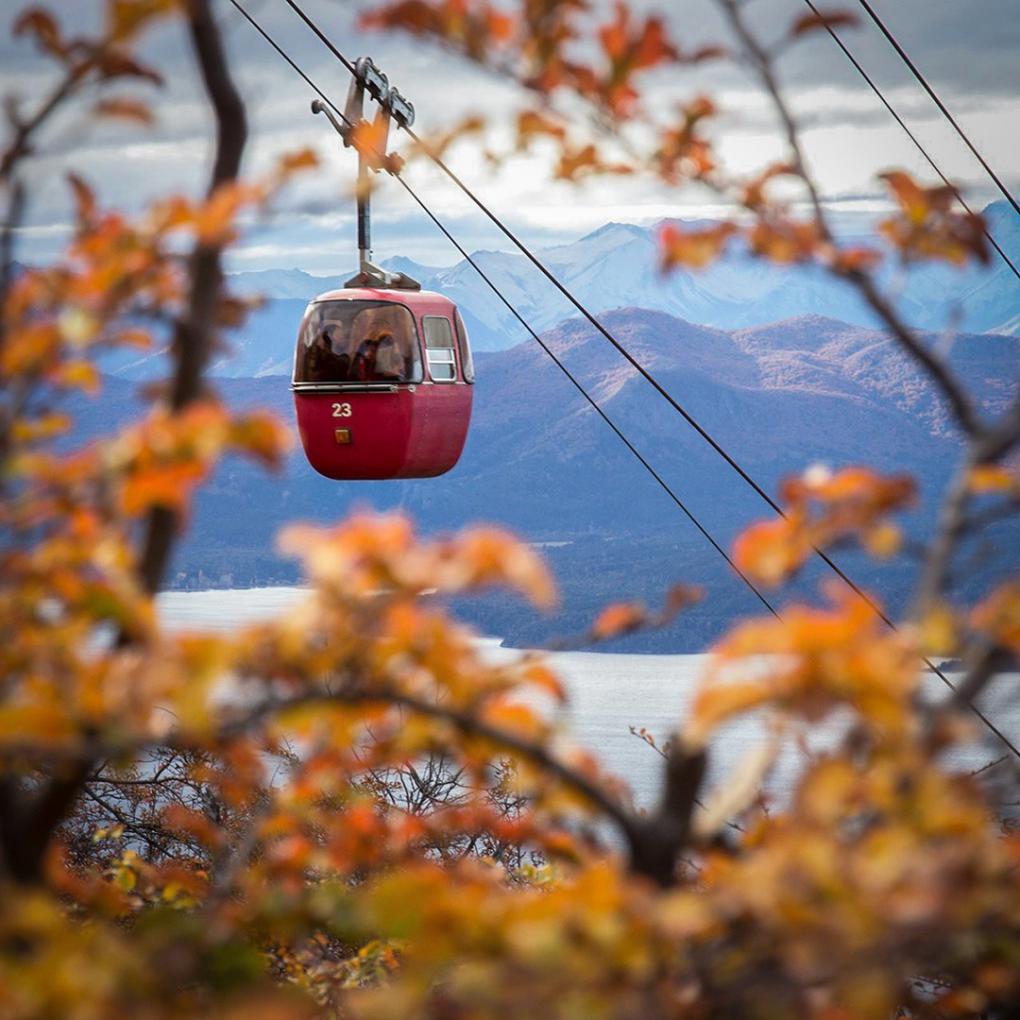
xmin=454 ymin=309 xmax=474 ymax=383
xmin=423 ymin=316 xmax=457 ymax=382
xmin=295 ymin=301 xmax=422 ymax=385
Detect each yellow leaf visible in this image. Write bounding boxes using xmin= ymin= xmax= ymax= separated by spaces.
xmin=862 ymin=521 xmax=901 ymax=558
xmin=919 ymin=603 xmax=957 ymax=657
xmin=969 ymin=464 xmax=1015 ymax=493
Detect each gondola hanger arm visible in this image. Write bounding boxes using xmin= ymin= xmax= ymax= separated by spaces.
xmin=310 ymin=56 xmax=420 ymax=290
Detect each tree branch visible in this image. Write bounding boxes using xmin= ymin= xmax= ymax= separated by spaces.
xmin=2 ymin=681 xmax=709 ymax=886
xmin=914 ymin=454 xmax=974 ymax=613
xmin=219 ymin=687 xmax=644 ymax=851
xmin=715 ymin=0 xmax=983 ymax=440
xmin=136 ymin=0 xmax=248 ymax=595
xmin=2 ymin=0 xmax=249 ymax=886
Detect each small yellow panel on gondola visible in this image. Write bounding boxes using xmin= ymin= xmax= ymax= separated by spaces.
xmin=335 ymin=428 xmax=352 ymax=445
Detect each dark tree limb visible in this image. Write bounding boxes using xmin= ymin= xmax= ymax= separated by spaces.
xmin=0 ymin=60 xmax=93 ymax=182
xmin=628 ymin=745 xmax=708 ymax=888
xmin=915 ymin=454 xmax=975 ymax=613
xmin=0 ymin=760 xmax=91 ymax=884
xmin=1 ymin=0 xmax=248 ymax=886
xmin=136 ymin=0 xmax=248 ymax=595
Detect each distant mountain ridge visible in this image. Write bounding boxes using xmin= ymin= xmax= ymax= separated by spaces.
xmin=206 ymin=200 xmax=1020 ymax=368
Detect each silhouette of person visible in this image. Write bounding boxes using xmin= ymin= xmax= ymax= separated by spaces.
xmin=352 ymin=335 xmax=379 ymax=380
xmin=373 ymin=332 xmax=403 ymax=380
xmin=304 ymin=324 xmax=332 ymax=382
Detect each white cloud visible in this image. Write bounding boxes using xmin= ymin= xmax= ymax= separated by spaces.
xmin=4 ymin=0 xmax=1018 ymax=270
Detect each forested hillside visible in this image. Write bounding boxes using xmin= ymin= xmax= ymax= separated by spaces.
xmin=76 ymin=308 xmax=1020 ymax=649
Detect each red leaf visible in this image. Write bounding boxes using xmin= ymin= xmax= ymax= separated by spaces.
xmin=790 ymin=8 xmax=859 ymax=37
xmin=13 ymin=7 xmax=67 ymax=60
xmin=96 ymin=50 xmax=164 ymax=85
xmin=66 ymin=173 xmax=97 ymax=224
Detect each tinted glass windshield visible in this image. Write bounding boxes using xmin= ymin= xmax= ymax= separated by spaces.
xmin=294 ymin=300 xmax=422 ymax=384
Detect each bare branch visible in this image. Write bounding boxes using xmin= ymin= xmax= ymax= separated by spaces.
xmin=218 ymin=687 xmax=642 ymax=851
xmin=1 ymin=679 xmax=708 ymax=886
xmin=715 ymin=0 xmax=983 ymax=440
xmin=914 ymin=455 xmax=974 ymax=613
xmin=136 ymin=0 xmax=248 ymax=595
xmin=0 ymin=59 xmax=93 ymax=182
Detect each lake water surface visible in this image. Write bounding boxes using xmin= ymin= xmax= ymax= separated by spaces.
xmin=158 ymin=588 xmax=1020 ymax=809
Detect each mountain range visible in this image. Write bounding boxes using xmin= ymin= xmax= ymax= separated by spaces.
xmin=187 ymin=201 xmax=1020 ymax=374
xmin=96 ymin=201 xmax=1020 ymax=385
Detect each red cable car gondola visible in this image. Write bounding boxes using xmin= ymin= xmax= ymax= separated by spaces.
xmin=293 ymin=285 xmax=474 ymax=479
xmin=292 ymin=60 xmax=473 ymax=480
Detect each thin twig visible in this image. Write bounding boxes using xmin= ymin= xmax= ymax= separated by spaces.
xmin=715 ymin=0 xmax=982 ymax=440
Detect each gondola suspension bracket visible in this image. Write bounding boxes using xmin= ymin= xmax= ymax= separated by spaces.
xmin=311 ymin=56 xmax=419 ymax=290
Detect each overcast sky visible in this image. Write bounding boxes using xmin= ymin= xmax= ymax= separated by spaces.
xmin=3 ymin=0 xmax=1019 ymax=272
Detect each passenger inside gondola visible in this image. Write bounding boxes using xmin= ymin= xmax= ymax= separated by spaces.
xmin=295 ymin=300 xmax=421 ymax=384
xmin=373 ymin=333 xmax=403 ymax=379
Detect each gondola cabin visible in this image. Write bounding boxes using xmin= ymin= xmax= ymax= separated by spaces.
xmin=292 ymin=287 xmax=474 ymax=480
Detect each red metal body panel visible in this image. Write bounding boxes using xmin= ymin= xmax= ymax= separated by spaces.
xmin=293 ymin=288 xmax=473 ymax=480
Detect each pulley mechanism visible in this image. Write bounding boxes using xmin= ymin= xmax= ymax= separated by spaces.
xmin=312 ymin=56 xmax=420 ymax=290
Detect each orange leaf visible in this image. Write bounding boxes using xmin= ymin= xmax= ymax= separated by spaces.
xmin=592 ymin=602 xmax=646 ymax=640
xmin=732 ymin=516 xmax=808 ymax=586
xmin=741 ymin=161 xmax=795 ymax=211
xmin=832 ymin=245 xmax=883 ymax=272
xmin=521 ymin=660 xmax=566 ymax=703
xmin=972 ymin=582 xmax=1020 ymax=655
xmin=879 ymin=170 xmax=989 ymax=266
xmin=228 ymin=411 xmax=290 ymax=468
xmin=274 ymin=147 xmax=320 ymax=180
xmin=93 ymin=97 xmax=154 ymax=125
xmin=50 ymin=359 xmax=100 ymax=394
xmin=659 ymin=222 xmax=736 ymax=271
xmin=686 ymin=680 xmax=771 ymax=748
xmin=516 ymin=109 xmax=567 ymax=149
xmin=748 ymin=219 xmax=824 ymax=264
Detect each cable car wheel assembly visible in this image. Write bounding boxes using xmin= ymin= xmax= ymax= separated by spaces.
xmin=292 ymin=57 xmax=474 ymax=480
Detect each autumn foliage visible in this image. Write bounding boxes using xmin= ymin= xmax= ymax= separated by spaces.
xmin=1 ymin=2 xmax=1020 ymax=1019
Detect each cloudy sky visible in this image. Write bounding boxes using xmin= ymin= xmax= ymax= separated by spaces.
xmin=3 ymin=0 xmax=1019 ymax=272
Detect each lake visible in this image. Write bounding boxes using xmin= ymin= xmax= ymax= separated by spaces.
xmin=157 ymin=587 xmax=1020 ymax=810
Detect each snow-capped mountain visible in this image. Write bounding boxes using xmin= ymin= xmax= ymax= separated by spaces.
xmin=407 ymin=202 xmax=1017 ymax=349
xmin=212 ymin=200 xmax=1019 ymax=369
xmin=229 ymin=267 xmax=339 ymax=301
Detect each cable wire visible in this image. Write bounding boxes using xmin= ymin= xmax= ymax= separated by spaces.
xmin=231 ymin=0 xmax=1020 ymax=759
xmin=277 ymin=2 xmax=938 ymax=624
xmin=223 ymin=0 xmax=780 ymax=621
xmin=854 ymin=0 xmax=1020 ymax=219
xmin=396 ymin=175 xmax=782 ymax=620
xmin=799 ymin=0 xmax=1020 ymax=284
